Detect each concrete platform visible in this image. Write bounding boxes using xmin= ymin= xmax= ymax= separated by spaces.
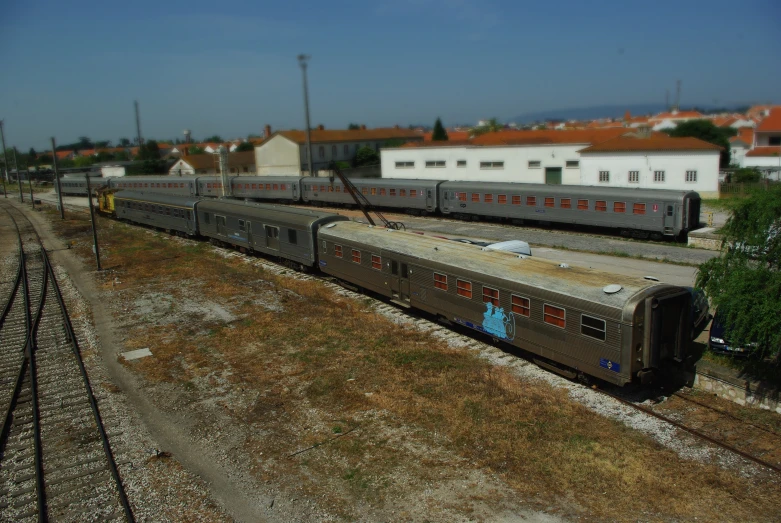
xmin=688 ymin=227 xmax=724 ymax=251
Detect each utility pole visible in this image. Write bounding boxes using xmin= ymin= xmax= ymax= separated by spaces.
xmin=13 ymin=148 xmax=23 ymax=202
xmin=298 ymin=54 xmax=314 ymax=177
xmin=85 ymin=174 xmax=101 ymax=270
xmin=0 ymin=119 xmax=9 ymax=188
xmin=52 ymin=137 xmax=64 ymax=219
xmin=134 ymin=100 xmax=143 ymax=147
xmin=27 ymin=162 xmax=34 ymax=209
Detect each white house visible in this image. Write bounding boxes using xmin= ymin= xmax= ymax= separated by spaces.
xmin=742 ymin=109 xmax=781 ymax=178
xmin=168 ymin=151 xmax=256 ymax=176
xmin=380 ymin=129 xmax=630 ymax=184
xmin=578 ymin=135 xmax=722 ymax=197
xmin=255 ymin=126 xmax=423 ymax=176
xmin=649 ymin=110 xmax=705 ymax=131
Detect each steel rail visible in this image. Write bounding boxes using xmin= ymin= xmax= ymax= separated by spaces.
xmin=40 ymin=247 xmax=136 ymax=522
xmin=672 ymin=391 xmax=781 ymax=439
xmin=595 ymin=386 xmax=781 ymax=475
xmin=28 ymin=256 xmax=48 ymax=522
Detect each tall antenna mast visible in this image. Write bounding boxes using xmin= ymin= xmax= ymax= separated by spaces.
xmin=134 ymin=100 xmax=143 ymax=146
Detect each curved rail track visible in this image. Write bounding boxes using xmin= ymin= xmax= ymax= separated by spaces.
xmin=0 ymin=203 xmax=134 ymax=522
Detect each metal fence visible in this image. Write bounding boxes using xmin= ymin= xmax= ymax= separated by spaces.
xmin=719 ymin=180 xmax=778 ymax=195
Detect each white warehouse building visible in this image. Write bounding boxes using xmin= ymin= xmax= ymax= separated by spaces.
xmin=381 ymin=129 xmax=721 ymax=197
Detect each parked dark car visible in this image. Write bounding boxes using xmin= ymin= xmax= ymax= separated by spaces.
xmin=708 ymin=310 xmax=754 ymax=356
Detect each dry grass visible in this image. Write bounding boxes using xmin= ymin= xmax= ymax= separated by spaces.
xmin=46 ymin=207 xmax=781 ymax=522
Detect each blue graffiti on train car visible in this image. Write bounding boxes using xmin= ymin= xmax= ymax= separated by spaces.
xmin=453 ymin=303 xmax=515 ymax=341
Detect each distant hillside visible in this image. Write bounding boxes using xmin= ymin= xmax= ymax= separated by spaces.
xmin=511 ymin=103 xmax=750 ymax=124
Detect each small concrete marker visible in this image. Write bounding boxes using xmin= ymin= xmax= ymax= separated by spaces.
xmin=122 ymin=348 xmax=153 ymax=361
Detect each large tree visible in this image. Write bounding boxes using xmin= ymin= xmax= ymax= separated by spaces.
xmin=353 ymin=146 xmax=380 ymax=166
xmin=665 ymin=120 xmax=736 ymax=167
xmin=203 ymin=135 xmax=223 ymax=143
xmin=432 ymin=118 xmax=449 ymax=141
xmin=235 ymin=142 xmax=254 ymax=152
xmin=118 ymin=137 xmax=131 ymax=147
xmin=138 ymin=139 xmax=160 ymax=160
xmin=696 ymin=185 xmax=781 ymax=360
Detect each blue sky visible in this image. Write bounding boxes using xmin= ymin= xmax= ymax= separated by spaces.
xmin=1 ymin=0 xmax=779 ymax=150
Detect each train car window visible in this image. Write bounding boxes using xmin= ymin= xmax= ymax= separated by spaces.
xmin=251 ymin=184 xmax=257 ymax=189
xmin=526 ymin=196 xmax=536 ymax=206
xmin=613 ymin=202 xmax=626 ymax=213
xmin=370 ymin=187 xmax=377 ymax=195
xmin=484 ymin=194 xmax=494 ymax=203
xmin=380 ymin=188 xmax=386 ymax=196
xmin=281 ymin=184 xmax=287 ymax=191
xmin=266 ymin=184 xmax=272 ymax=190
xmin=581 ymin=315 xmax=606 ymax=341
xmin=362 ymin=187 xmax=369 ymax=195
xmin=351 ymin=249 xmax=361 ymax=264
xmin=633 ymin=203 xmax=646 ymax=215
xmin=166 ymin=207 xmax=171 ymax=216
xmin=238 ymin=219 xmax=245 ymax=231
xmin=666 ymin=205 xmax=674 ymax=216
xmin=512 ymin=195 xmax=521 ymax=205
xmin=482 ymin=287 xmax=499 ymax=306
xmin=371 ymin=255 xmax=382 ymax=270
xmin=329 ymin=185 xmax=334 ymax=192
xmin=433 ymin=273 xmax=448 ymax=291
xmin=471 ymin=193 xmax=480 ymax=202
xmin=511 ymin=295 xmax=530 ymax=317
xmin=544 ymin=197 xmax=555 ymax=208
xmin=334 ymin=245 xmax=343 ymax=258
xmin=497 ymin=195 xmax=507 ymax=204
xmin=458 ymin=192 xmax=467 ymax=202
xmin=561 ymin=198 xmax=572 ymax=209
xmin=187 ymin=211 xmax=192 ymax=220
xmin=288 ymin=229 xmax=298 ymax=244
xmin=336 ymin=186 xmax=341 ymax=192
xmin=391 ymin=261 xmax=398 ymax=275
xmin=322 ymin=240 xmax=327 ymax=253
xmin=401 ymin=264 xmax=409 ymax=278
xmin=389 ymin=188 xmax=396 ymax=197
xmin=544 ymin=304 xmax=566 ymax=328
xmin=456 ymin=280 xmax=473 ymax=299
xmin=595 ymin=201 xmax=607 ymax=212
xmin=273 ymin=184 xmax=279 ymax=190
xmin=400 ymin=189 xmax=407 ymax=197
xmin=577 ymin=199 xmax=589 ymax=210
xmin=410 ymin=189 xmax=417 ymax=198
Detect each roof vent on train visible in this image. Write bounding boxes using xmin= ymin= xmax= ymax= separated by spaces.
xmin=603 ymin=284 xmax=623 ymax=294
xmin=643 ymin=276 xmax=659 ymax=281
xmin=324 ymin=223 xmax=338 ymax=228
xmin=558 ymin=263 xmax=570 ymax=269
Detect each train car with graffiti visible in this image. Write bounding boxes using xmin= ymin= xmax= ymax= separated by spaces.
xmin=317 ymin=220 xmax=691 ymax=386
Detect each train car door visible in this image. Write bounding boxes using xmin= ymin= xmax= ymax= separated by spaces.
xmin=441 ymin=190 xmax=452 ymax=213
xmin=246 ymin=222 xmax=253 ymax=247
xmin=292 ymin=182 xmax=299 ymax=201
xmin=426 ymin=188 xmax=436 ymax=211
xmin=663 ymin=204 xmax=676 ymax=233
xmin=265 ymin=225 xmax=280 ymax=250
xmin=216 ymin=215 xmax=226 ymax=235
xmin=399 ymin=262 xmax=411 ymax=303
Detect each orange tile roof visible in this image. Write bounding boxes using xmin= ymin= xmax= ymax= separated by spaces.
xmin=78 ymin=149 xmax=97 ymax=156
xmin=746 ymin=146 xmax=781 ymax=157
xmin=423 ymin=130 xmax=471 ymax=141
xmin=579 ymin=135 xmax=722 ymax=153
xmin=274 ymin=128 xmax=423 ymax=145
xmin=729 ymin=128 xmax=754 ymax=146
xmin=756 ymin=108 xmax=781 ymax=132
xmin=471 ymin=128 xmax=630 ymax=146
xmin=55 ymin=150 xmax=74 ymax=159
xmin=400 ymin=139 xmax=474 ymax=148
xmin=747 ymin=105 xmax=781 ymax=119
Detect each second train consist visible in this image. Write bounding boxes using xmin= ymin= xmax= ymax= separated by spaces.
xmin=65 ymin=174 xmax=701 ymax=239
xmin=110 ymin=190 xmax=692 ymax=386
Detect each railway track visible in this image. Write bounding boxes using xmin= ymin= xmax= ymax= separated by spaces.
xmin=0 ymin=203 xmax=134 ymax=522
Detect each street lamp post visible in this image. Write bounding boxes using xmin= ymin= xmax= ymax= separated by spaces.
xmin=298 ymin=54 xmax=315 ymax=177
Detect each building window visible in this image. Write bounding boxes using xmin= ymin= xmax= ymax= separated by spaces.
xmin=434 ymin=273 xmax=448 ymax=291
xmin=319 ymin=146 xmax=325 ymax=159
xmin=633 ymin=203 xmax=646 ymax=215
xmin=334 ymin=245 xmax=343 ymax=258
xmin=654 ymin=170 xmax=665 ymax=182
xmin=566 ymin=160 xmax=579 ymax=168
xmin=331 ymin=145 xmax=337 ymax=157
xmin=395 ymin=161 xmax=414 ymax=168
xmin=371 ymin=254 xmax=382 ymax=270
xmin=484 ymin=194 xmax=494 ymax=203
xmin=595 ymin=200 xmax=607 ymax=212
xmin=599 ymin=171 xmax=610 ymax=183
xmin=511 ymin=295 xmax=530 ymax=317
xmin=425 ymin=160 xmax=445 ymax=168
xmin=480 ymin=161 xmax=504 ymax=169
xmin=613 ymin=202 xmax=626 ymax=213
xmin=526 ymin=196 xmax=536 ymax=206
xmin=528 ymin=160 xmax=541 ymax=168
xmin=629 ymin=171 xmax=639 ymax=183
xmin=482 ymin=286 xmax=499 ymax=306
xmin=581 ymin=314 xmax=606 ymax=341
xmin=351 ymin=249 xmax=361 ymax=264
xmin=471 ymin=193 xmax=480 ymax=202
xmin=769 ymin=137 xmax=781 ymax=146
xmin=561 ymin=198 xmax=572 ymax=209
xmin=344 ymin=145 xmax=349 ymax=155
xmin=686 ymin=170 xmax=697 ymax=182
xmin=498 ymin=195 xmax=507 ymax=204
xmin=457 ymin=279 xmax=473 ymax=299
xmin=544 ymin=304 xmax=566 ymax=328
xmin=544 ymin=197 xmax=555 ymax=208
xmin=457 ymin=160 xmax=466 ymax=167
xmin=512 ymin=195 xmax=521 ymax=205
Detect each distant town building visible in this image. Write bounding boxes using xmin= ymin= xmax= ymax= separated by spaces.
xmin=168 ymin=151 xmax=256 ymax=176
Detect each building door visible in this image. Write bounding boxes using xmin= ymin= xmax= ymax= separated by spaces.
xmin=216 ymin=215 xmax=226 ymax=235
xmin=265 ymin=225 xmax=280 ymax=250
xmin=545 ymin=167 xmax=562 ymax=185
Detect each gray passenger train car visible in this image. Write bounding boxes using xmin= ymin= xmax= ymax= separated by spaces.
xmin=114 ymin=190 xmax=199 ymax=236
xmin=301 ymin=177 xmax=440 ymax=214
xmin=438 ymin=182 xmax=700 ymax=238
xmin=318 ymin=221 xmax=691 ymax=385
xmin=230 ymin=176 xmax=302 ymax=202
xmin=197 ymin=199 xmax=348 ymax=269
xmin=55 ymin=176 xmax=109 ymax=196
xmin=111 ymin=176 xmax=199 ymax=197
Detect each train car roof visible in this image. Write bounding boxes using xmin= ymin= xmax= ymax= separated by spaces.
xmin=113 ymin=175 xmax=199 ymax=182
xmin=198 ymin=198 xmax=348 ymax=227
xmin=320 ymin=221 xmax=673 ymax=312
xmin=301 ymin=176 xmax=441 ymax=188
xmin=438 ymin=181 xmax=699 ymax=200
xmin=114 ymin=190 xmax=200 ymax=207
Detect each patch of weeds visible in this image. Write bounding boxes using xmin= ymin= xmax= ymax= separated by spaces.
xmin=343 ymin=468 xmax=370 ymax=490
xmin=182 ymin=381 xmax=197 ymax=391
xmin=332 ymin=426 xmax=343 ymax=434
